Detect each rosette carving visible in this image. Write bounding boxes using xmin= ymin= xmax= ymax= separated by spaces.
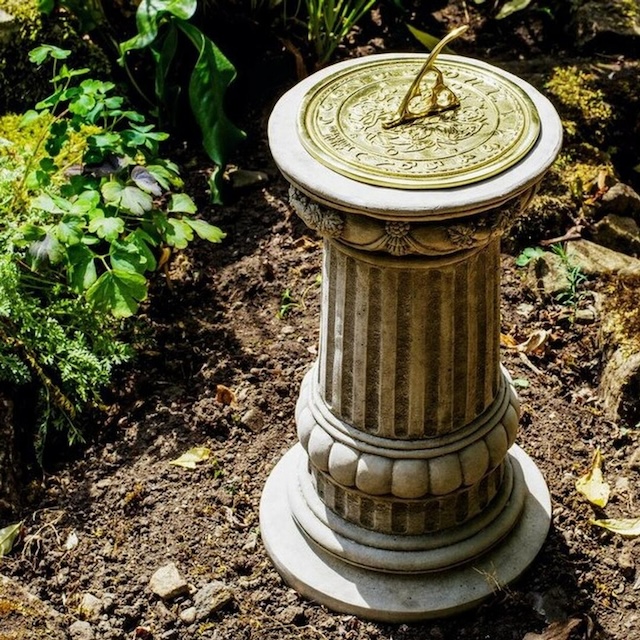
xmin=288 ymin=184 xmax=540 ymax=256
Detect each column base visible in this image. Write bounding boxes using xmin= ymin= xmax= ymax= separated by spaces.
xmin=260 ymin=443 xmax=551 ymax=622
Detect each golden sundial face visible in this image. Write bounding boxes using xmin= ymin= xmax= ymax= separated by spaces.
xmin=298 ymin=55 xmax=541 ymax=189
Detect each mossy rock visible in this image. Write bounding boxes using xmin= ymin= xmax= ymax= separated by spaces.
xmin=0 ymin=0 xmax=110 ymax=115
xmin=572 ymin=0 xmax=640 ymax=51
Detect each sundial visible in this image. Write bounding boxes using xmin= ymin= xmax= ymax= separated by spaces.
xmin=298 ymin=26 xmax=541 ymax=190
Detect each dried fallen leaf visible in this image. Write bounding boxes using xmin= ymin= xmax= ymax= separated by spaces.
xmin=170 ymin=446 xmax=212 ymax=470
xmin=64 ymin=530 xmax=79 ymax=551
xmin=516 ymin=329 xmax=550 ymax=355
xmin=500 ymin=333 xmax=518 ymax=348
xmin=523 ymin=618 xmax=583 ymax=640
xmin=216 ymin=384 xmax=236 ymax=406
xmin=590 ymin=517 xmax=640 ymax=537
xmin=576 ymin=448 xmax=610 ymax=508
xmin=0 ymin=521 xmax=23 ymax=556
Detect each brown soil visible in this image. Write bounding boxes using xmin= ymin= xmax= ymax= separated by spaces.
xmin=2 ymin=2 xmax=640 ymax=639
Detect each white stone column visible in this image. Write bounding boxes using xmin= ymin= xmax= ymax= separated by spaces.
xmin=261 ymin=54 xmax=562 ymax=622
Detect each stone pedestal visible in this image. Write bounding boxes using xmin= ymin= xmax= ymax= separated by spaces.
xmin=261 ymin=54 xmax=562 ymax=622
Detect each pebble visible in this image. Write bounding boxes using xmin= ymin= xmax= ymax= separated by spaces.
xmin=618 ymin=549 xmax=636 ymax=579
xmin=69 ymin=620 xmax=95 ymax=640
xmin=276 ymin=604 xmax=304 ymax=624
xmin=179 ymin=606 xmax=197 ymax=624
xmin=194 ymin=581 xmax=234 ymax=620
xmin=149 ymin=563 xmax=189 ymax=601
xmin=629 ymin=446 xmax=640 ymax=471
xmin=242 ymin=407 xmax=264 ymax=433
xmin=79 ymin=593 xmax=103 ymax=619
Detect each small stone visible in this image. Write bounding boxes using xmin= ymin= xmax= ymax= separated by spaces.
xmin=629 ymin=447 xmax=640 ymax=472
xmin=242 ymin=408 xmax=264 ymax=433
xmin=154 ymin=600 xmax=175 ymax=623
xmin=79 ymin=593 xmax=103 ymax=620
xmin=276 ymin=605 xmax=305 ymax=625
xmin=69 ymin=620 xmax=95 ymax=640
xmin=567 ymin=239 xmax=640 ymax=276
xmin=618 ymin=549 xmax=636 ymax=579
xmin=194 ymin=581 xmax=234 ymax=620
xmin=149 ymin=563 xmax=189 ymax=601
xmin=228 ymin=168 xmax=269 ymax=190
xmin=575 ymin=308 xmax=597 ymax=324
xmin=179 ymin=607 xmax=197 ymax=624
xmin=601 ymin=183 xmax=640 ymax=219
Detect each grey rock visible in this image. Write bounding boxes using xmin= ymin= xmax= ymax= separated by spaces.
xmin=79 ymin=593 xmax=102 ymax=620
xmin=575 ymin=308 xmax=597 ymax=324
xmin=194 ymin=581 xmax=234 ymax=620
xmin=69 ymin=620 xmax=95 ymax=640
xmin=242 ymin=407 xmax=264 ymax=433
xmin=593 ymin=214 xmax=640 ymax=257
xmin=601 ymin=183 xmax=640 ymax=220
xmin=618 ymin=549 xmax=636 ymax=579
xmin=149 ymin=563 xmax=189 ymax=601
xmin=228 ymin=168 xmax=269 ymax=190
xmin=276 ymin=604 xmax=305 ymax=624
xmin=525 ymin=252 xmax=567 ymax=298
xmin=179 ymin=606 xmax=197 ymax=624
xmin=567 ymin=239 xmax=640 ymax=276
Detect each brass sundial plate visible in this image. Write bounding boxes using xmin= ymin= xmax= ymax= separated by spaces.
xmin=298 ymin=56 xmax=541 ymax=190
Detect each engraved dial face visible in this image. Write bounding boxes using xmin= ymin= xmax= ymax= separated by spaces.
xmin=298 ymin=56 xmax=541 ymax=190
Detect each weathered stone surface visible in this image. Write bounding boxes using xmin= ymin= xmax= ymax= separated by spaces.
xmin=567 ymin=239 xmax=640 ymax=275
xmin=193 ymin=581 xmax=234 ymax=620
xmin=593 ymin=214 xmax=640 ymax=256
xmin=149 ymin=563 xmax=189 ymax=601
xmin=597 ymin=273 xmax=640 ymax=426
xmin=79 ymin=592 xmax=103 ymax=620
xmin=526 ymin=251 xmax=568 ymax=298
xmin=599 ymin=183 xmax=640 ymax=221
xmin=69 ymin=620 xmax=95 ymax=640
xmin=573 ymin=0 xmax=640 ymax=49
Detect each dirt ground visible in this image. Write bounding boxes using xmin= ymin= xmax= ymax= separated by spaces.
xmin=2 ymin=2 xmax=640 ymax=639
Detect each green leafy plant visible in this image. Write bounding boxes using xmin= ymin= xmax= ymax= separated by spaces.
xmin=551 ymin=243 xmax=587 ymax=311
xmin=38 ymin=0 xmax=246 ymax=204
xmin=515 ymin=246 xmax=545 ymax=267
xmin=277 ymin=274 xmax=322 ymax=318
xmin=0 ymin=44 xmax=223 ymax=447
xmin=17 ymin=44 xmax=225 ymax=318
xmin=305 ymin=0 xmax=376 ymax=67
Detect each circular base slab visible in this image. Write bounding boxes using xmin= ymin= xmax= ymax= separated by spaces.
xmin=260 ymin=444 xmax=551 ymax=622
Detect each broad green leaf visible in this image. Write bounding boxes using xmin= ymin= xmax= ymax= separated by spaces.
xmin=126 ymin=229 xmax=158 ymax=271
xmin=146 ymin=164 xmax=179 ymax=190
xmin=86 ymin=269 xmax=148 ymax=317
xmin=57 ymin=217 xmax=85 ymax=245
xmin=166 ymin=218 xmax=193 ymax=249
xmin=407 ymin=24 xmax=454 ymax=53
xmin=576 ymin=448 xmax=610 ymax=508
xmin=67 ymin=244 xmax=97 ymax=292
xmin=177 ymin=21 xmax=246 ymax=202
xmin=70 ymin=190 xmax=101 ymax=215
xmin=119 ymin=0 xmax=198 ymax=60
xmin=590 ymin=518 xmax=640 ymax=537
xmin=168 ymin=193 xmax=196 ymax=214
xmin=28 ymin=45 xmax=70 ymax=65
xmin=101 ymin=182 xmax=153 ymax=216
xmin=515 ymin=246 xmax=545 ymax=267
xmin=31 ymin=194 xmax=67 ymax=215
xmin=185 ymin=219 xmax=225 ymax=243
xmin=0 ymin=522 xmax=22 ymax=556
xmin=110 ymin=239 xmax=149 ymax=274
xmin=152 ymin=21 xmax=180 ymax=115
xmin=170 ymin=446 xmax=211 ymax=469
xmin=496 ymin=0 xmax=533 ymax=19
xmin=88 ymin=213 xmax=125 ymax=242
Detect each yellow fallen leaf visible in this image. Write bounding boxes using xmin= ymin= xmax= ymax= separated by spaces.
xmin=576 ymin=448 xmax=610 ymax=508
xmin=590 ymin=517 xmax=640 ymax=537
xmin=216 ymin=384 xmax=236 ymax=406
xmin=170 ymin=446 xmax=211 ymax=470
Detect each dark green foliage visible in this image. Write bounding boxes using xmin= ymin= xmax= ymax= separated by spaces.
xmin=0 ymin=0 xmax=110 ymax=114
xmin=0 ymin=46 xmax=225 ymax=450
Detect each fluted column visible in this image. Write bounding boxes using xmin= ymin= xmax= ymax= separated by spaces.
xmin=260 ymin=53 xmax=562 ymax=622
